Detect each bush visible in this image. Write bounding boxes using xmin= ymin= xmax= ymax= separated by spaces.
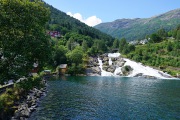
xmin=18 ymin=76 xmax=43 ymax=92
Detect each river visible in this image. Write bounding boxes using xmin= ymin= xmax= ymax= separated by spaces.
xmin=29 ymin=76 xmax=180 ymax=120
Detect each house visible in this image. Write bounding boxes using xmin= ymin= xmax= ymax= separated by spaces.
xmin=59 ymin=64 xmax=68 ymax=75
xmin=140 ymin=39 xmax=148 ymax=44
xmin=47 ymin=31 xmax=61 ymax=38
xmin=31 ymin=62 xmax=39 ymax=77
xmin=44 ymin=70 xmax=51 ymax=76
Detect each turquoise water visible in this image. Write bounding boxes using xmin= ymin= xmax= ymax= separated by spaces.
xmin=29 ymin=76 xmax=180 ymax=120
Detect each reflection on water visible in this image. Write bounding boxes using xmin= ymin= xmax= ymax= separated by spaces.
xmin=29 ymin=76 xmax=180 ymax=120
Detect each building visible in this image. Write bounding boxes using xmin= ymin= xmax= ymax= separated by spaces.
xmin=31 ymin=62 xmax=39 ymax=77
xmin=47 ymin=31 xmax=61 ymax=38
xmin=59 ymin=64 xmax=68 ymax=75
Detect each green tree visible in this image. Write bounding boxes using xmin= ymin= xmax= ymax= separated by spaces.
xmin=128 ymin=44 xmax=135 ymax=52
xmin=66 ymin=46 xmax=84 ymax=65
xmin=167 ymin=42 xmax=173 ymax=52
xmin=82 ymin=40 xmax=88 ymax=52
xmin=119 ymin=38 xmax=127 ymax=53
xmin=53 ymin=45 xmax=68 ymax=66
xmin=0 ymin=0 xmax=50 ymax=84
xmin=112 ymin=39 xmax=119 ymax=49
xmin=176 ymin=30 xmax=180 ymax=40
xmin=157 ymin=28 xmax=168 ymax=39
xmin=92 ymin=40 xmax=107 ymax=54
xmin=149 ymin=33 xmax=162 ymax=43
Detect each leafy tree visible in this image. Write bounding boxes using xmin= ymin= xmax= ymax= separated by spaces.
xmin=167 ymin=42 xmax=173 ymax=52
xmin=0 ymin=0 xmax=50 ymax=84
xmin=66 ymin=46 xmax=84 ymax=65
xmin=112 ymin=39 xmax=119 ymax=49
xmin=172 ymin=30 xmax=177 ymax=38
xmin=53 ymin=45 xmax=68 ymax=66
xmin=119 ymin=38 xmax=127 ymax=53
xmin=82 ymin=40 xmax=89 ymax=52
xmin=122 ymin=44 xmax=129 ymax=54
xmin=176 ymin=30 xmax=180 ymax=40
xmin=157 ymin=28 xmax=168 ymax=39
xmin=92 ymin=40 xmax=107 ymax=54
xmin=149 ymin=33 xmax=162 ymax=43
xmin=128 ymin=44 xmax=135 ymax=52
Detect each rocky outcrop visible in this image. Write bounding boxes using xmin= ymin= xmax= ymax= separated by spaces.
xmin=121 ymin=65 xmax=133 ymax=76
xmin=106 ymin=66 xmax=116 ymax=73
xmin=11 ymin=87 xmax=47 ymax=120
xmin=86 ymin=57 xmax=101 ymax=76
xmin=115 ymin=58 xmax=126 ymax=67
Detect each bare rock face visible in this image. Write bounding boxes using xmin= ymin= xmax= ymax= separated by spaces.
xmin=103 ymin=61 xmax=109 ymax=66
xmin=114 ymin=58 xmax=126 ymax=67
xmin=102 ymin=57 xmax=109 ymax=62
xmin=86 ymin=67 xmax=101 ymax=76
xmin=88 ymin=57 xmax=99 ymax=67
xmin=106 ymin=66 xmax=116 ymax=73
xmin=102 ymin=66 xmax=109 ymax=71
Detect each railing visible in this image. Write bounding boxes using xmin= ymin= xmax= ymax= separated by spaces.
xmin=0 ymin=83 xmax=14 ymax=94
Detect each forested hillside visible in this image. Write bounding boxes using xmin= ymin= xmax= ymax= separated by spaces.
xmin=116 ymin=25 xmax=180 ymax=76
xmin=45 ymin=4 xmax=114 ymax=46
xmin=95 ymin=9 xmax=180 ymax=41
xmin=43 ymin=3 xmax=116 ymax=75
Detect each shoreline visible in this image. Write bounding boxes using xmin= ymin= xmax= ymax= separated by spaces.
xmin=11 ymin=79 xmax=47 ymax=120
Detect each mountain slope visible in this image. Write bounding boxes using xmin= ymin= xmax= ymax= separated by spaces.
xmin=45 ymin=3 xmax=114 ymax=46
xmin=94 ymin=9 xmax=180 ymax=41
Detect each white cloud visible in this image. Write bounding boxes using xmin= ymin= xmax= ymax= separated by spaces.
xmin=67 ymin=12 xmax=102 ymax=26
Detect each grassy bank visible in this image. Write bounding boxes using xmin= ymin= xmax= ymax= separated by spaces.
xmin=125 ymin=39 xmax=180 ymax=77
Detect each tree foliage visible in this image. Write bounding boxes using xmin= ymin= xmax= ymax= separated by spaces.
xmin=66 ymin=46 xmax=84 ymax=65
xmin=0 ymin=0 xmax=51 ymax=84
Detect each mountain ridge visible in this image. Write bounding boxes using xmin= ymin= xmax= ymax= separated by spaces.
xmin=95 ymin=8 xmax=180 ymax=41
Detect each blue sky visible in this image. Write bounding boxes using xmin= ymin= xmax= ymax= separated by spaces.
xmin=43 ymin=0 xmax=180 ymax=26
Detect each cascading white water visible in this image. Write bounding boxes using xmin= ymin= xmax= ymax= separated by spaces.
xmin=98 ymin=53 xmax=174 ymax=79
xmin=109 ymin=57 xmax=112 ymax=66
xmin=98 ymin=58 xmax=113 ymax=76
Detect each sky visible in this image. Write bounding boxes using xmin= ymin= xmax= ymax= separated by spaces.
xmin=43 ymin=0 xmax=180 ymax=26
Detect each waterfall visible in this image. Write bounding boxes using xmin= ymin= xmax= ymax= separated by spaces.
xmin=98 ymin=58 xmax=113 ymax=76
xmin=97 ymin=53 xmax=174 ymax=79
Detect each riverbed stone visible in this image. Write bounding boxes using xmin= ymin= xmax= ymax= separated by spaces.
xmin=107 ymin=66 xmax=116 ymax=73
xmin=103 ymin=57 xmax=109 ymax=62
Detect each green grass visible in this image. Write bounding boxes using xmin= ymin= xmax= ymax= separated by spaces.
xmin=126 ymin=39 xmax=180 ymax=76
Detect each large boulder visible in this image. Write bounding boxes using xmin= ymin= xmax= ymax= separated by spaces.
xmin=103 ymin=61 xmax=109 ymax=66
xmin=106 ymin=65 xmax=116 ymax=73
xmin=116 ymin=61 xmax=126 ymax=67
xmin=86 ymin=67 xmax=101 ymax=76
xmin=87 ymin=57 xmax=99 ymax=67
xmin=102 ymin=57 xmax=109 ymax=62
xmin=121 ymin=65 xmax=133 ymax=76
xmin=114 ymin=58 xmax=126 ymax=67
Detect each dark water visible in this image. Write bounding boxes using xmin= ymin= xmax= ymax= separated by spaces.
xmin=29 ymin=76 xmax=180 ymax=120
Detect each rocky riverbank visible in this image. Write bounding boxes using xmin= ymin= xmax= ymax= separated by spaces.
xmin=11 ymin=80 xmax=47 ymax=120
